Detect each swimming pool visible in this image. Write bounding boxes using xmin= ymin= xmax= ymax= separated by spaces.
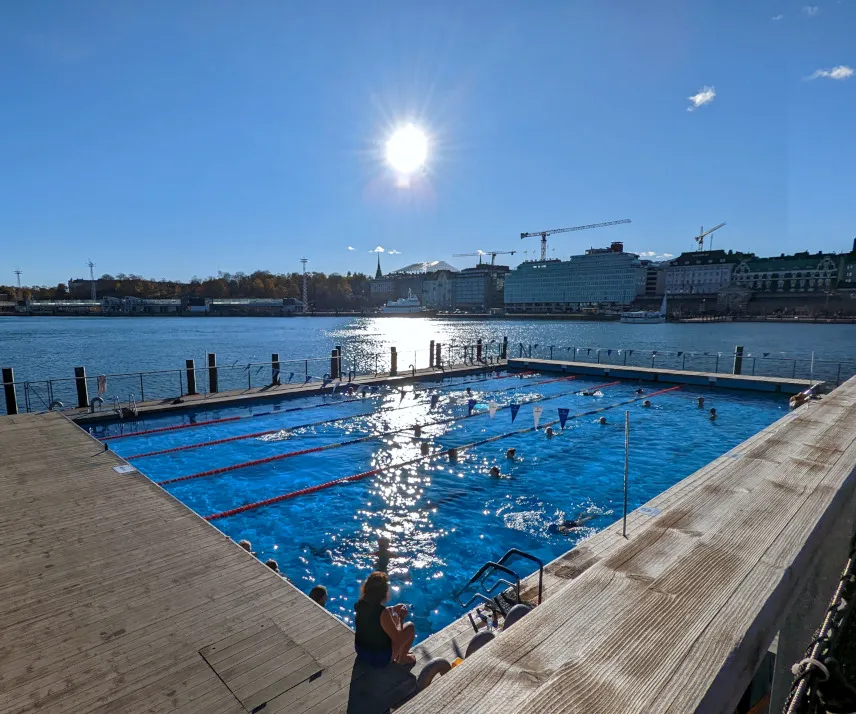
xmin=96 ymin=370 xmax=787 ymax=641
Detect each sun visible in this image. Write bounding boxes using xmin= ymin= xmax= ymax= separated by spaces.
xmin=385 ymin=124 xmax=428 ymax=175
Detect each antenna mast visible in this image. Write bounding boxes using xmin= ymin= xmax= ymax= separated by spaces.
xmin=300 ymin=258 xmax=308 ymax=313
xmin=87 ymin=260 xmax=96 ymax=300
xmin=14 ymin=269 xmax=22 ymax=301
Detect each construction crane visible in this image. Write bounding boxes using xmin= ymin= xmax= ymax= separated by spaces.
xmin=694 ymin=222 xmax=726 ymax=251
xmin=452 ymin=250 xmax=516 ymax=266
xmin=520 ymin=219 xmax=632 ymax=261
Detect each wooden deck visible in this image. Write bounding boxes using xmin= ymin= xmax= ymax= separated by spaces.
xmin=70 ymin=361 xmax=504 ymax=425
xmin=0 ymin=412 xmax=367 ymax=714
xmin=508 ymin=357 xmax=815 ymax=393
xmin=402 ymin=376 xmax=856 ymax=713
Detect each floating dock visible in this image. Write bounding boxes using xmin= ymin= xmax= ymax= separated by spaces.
xmin=508 ymin=357 xmax=816 ymax=393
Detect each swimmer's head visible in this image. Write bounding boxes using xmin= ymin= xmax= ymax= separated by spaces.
xmin=643 ymin=400 xmax=651 ymax=408
xmin=545 ymin=426 xmax=554 ymax=437
xmin=489 ymin=465 xmax=500 ymax=477
xmin=238 ymin=539 xmax=252 ymax=552
xmin=697 ymin=396 xmax=705 ymax=407
xmin=598 ymin=416 xmax=607 ymax=425
xmin=414 ymin=424 xmax=422 ymax=437
xmin=265 ymin=559 xmax=279 ymax=572
xmin=710 ymin=407 xmax=717 ymax=418
xmin=449 ymin=447 xmax=458 ymax=462
xmin=635 ymin=388 xmax=644 ymax=394
xmin=377 ymin=536 xmax=391 ymax=549
xmin=466 ymin=387 xmax=472 ymax=395
xmin=420 ymin=441 xmax=430 ymax=455
xmin=506 ymin=448 xmax=516 ymax=459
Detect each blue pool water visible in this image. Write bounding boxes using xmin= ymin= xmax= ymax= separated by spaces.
xmin=98 ymin=371 xmax=788 ymax=640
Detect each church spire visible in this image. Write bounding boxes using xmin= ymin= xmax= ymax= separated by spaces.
xmin=375 ymin=254 xmax=383 ymax=279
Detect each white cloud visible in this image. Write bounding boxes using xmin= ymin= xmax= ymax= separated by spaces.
xmin=347 ymin=246 xmax=355 ymax=251
xmin=808 ymin=65 xmax=854 ymax=80
xmin=687 ymin=86 xmax=716 ymax=112
xmin=388 ymin=249 xmax=402 ymax=255
xmin=772 ymin=14 xmax=784 ymax=20
xmin=803 ymin=5 xmax=819 ymax=15
xmin=639 ymin=251 xmax=656 ymax=258
xmin=369 ymin=246 xmax=385 ymax=253
xmin=659 ymin=253 xmax=675 ymax=259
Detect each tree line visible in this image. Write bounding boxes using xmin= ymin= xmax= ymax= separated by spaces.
xmin=1 ymin=270 xmax=374 ymax=311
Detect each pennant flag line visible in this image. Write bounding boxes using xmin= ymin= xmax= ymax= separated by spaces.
xmin=558 ymin=407 xmax=570 ymax=430
xmin=510 ymin=403 xmax=521 ymax=423
xmin=488 ymin=401 xmax=498 ymax=419
xmin=533 ymin=406 xmax=543 ymax=429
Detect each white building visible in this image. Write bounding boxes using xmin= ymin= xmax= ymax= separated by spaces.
xmin=664 ymin=250 xmax=749 ymax=296
xmin=504 ymin=243 xmax=643 ymax=312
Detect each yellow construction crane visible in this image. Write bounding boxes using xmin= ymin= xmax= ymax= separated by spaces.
xmin=452 ymin=250 xmax=516 ymax=266
xmin=694 ymin=222 xmax=726 ymax=251
xmin=520 ymin=219 xmax=632 ymax=261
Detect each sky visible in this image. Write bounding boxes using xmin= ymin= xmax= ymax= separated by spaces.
xmin=1 ymin=0 xmax=854 ymax=286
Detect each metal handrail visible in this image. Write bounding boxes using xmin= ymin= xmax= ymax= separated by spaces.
xmin=457 ymin=562 xmax=522 ymax=610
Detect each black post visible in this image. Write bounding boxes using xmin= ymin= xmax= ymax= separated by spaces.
xmin=733 ymin=345 xmax=744 ymax=375
xmin=186 ymin=359 xmax=197 ymax=395
xmin=435 ymin=342 xmax=442 ymax=367
xmin=335 ymin=346 xmax=342 ymax=380
xmin=2 ymin=367 xmax=18 ymax=415
xmin=476 ymin=339 xmax=483 ymax=363
xmin=330 ymin=349 xmax=339 ymax=379
xmin=271 ymin=353 xmax=281 ymax=385
xmin=208 ymin=353 xmax=218 ymax=393
xmin=390 ymin=347 xmax=398 ymax=376
xmin=74 ymin=366 xmax=88 ymax=409
xmin=429 ymin=340 xmax=435 ymax=368
xmin=501 ymin=336 xmax=508 ymax=360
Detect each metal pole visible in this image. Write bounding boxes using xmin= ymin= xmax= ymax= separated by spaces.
xmin=623 ymin=410 xmax=630 ymax=538
xmin=682 ymin=353 xmax=686 ymax=370
xmin=140 ymin=374 xmax=145 ymax=402
xmin=208 ymin=353 xmax=218 ymax=393
xmin=810 ymin=350 xmax=815 ymax=387
xmin=2 ymin=367 xmax=18 ymax=415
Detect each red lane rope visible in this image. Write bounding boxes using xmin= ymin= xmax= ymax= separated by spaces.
xmin=157 ymin=377 xmax=581 ymax=484
xmin=101 ymin=369 xmax=535 ymax=442
xmin=126 ymin=372 xmax=565 ymax=460
xmin=203 ymin=384 xmax=679 ymax=521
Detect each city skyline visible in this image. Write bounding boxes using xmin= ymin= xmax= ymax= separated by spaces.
xmin=2 ymin=1 xmax=854 ymax=285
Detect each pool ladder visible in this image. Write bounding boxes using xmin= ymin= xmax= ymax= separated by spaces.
xmin=455 ymin=548 xmax=544 ymax=633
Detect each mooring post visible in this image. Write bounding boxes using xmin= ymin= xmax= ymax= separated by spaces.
xmin=330 ymin=349 xmax=339 ymax=380
xmin=271 ymin=353 xmax=280 ymax=386
xmin=435 ymin=342 xmax=442 ymax=368
xmin=208 ymin=353 xmax=218 ymax=393
xmin=622 ymin=410 xmax=630 ymax=538
xmin=733 ymin=344 xmax=744 ymax=375
xmin=2 ymin=367 xmax=18 ymax=415
xmin=429 ymin=340 xmax=435 ymax=368
xmin=477 ymin=339 xmax=483 ymax=363
xmin=501 ymin=336 xmax=508 ymax=360
xmin=335 ymin=345 xmax=343 ymax=380
xmin=74 ymin=366 xmax=88 ymax=409
xmin=185 ymin=359 xmax=196 ymax=395
xmin=390 ymin=346 xmax=398 ymax=376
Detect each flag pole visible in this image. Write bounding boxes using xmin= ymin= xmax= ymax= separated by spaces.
xmin=623 ymin=410 xmax=630 ymax=538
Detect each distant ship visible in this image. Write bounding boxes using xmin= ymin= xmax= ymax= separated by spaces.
xmin=620 ymin=294 xmax=667 ymax=324
xmin=380 ymin=291 xmax=435 ymax=316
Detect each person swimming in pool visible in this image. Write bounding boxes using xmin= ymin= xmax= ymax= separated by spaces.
xmin=545 ymin=426 xmax=554 ymax=438
xmin=635 ymin=388 xmax=644 ymax=395
xmin=466 ymin=387 xmax=472 ymax=396
xmin=709 ymin=407 xmax=717 ymax=421
xmin=643 ymin=400 xmax=651 ymax=408
xmin=598 ymin=416 xmax=607 ymax=425
xmin=372 ymin=536 xmax=397 ymax=572
xmin=697 ymin=396 xmax=705 ymax=408
xmin=548 ymin=514 xmax=595 ymax=534
xmin=489 ymin=465 xmax=501 ymax=477
xmin=506 ymin=447 xmax=516 ymax=460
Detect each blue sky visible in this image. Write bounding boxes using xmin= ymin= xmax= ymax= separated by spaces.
xmin=1 ymin=1 xmax=854 ymax=285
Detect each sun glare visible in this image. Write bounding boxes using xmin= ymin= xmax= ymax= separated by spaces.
xmin=385 ymin=124 xmax=428 ymax=175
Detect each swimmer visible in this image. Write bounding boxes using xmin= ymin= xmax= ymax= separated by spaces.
xmin=697 ymin=396 xmax=705 ymax=408
xmin=238 ymin=539 xmax=258 ymax=556
xmin=489 ymin=465 xmax=501 ymax=477
xmin=414 ymin=424 xmax=422 ymax=437
xmin=420 ymin=441 xmax=430 ymax=456
xmin=580 ymin=389 xmax=596 ymax=397
xmin=346 ymin=384 xmax=356 ymax=396
xmin=466 ymin=387 xmax=473 ymax=397
xmin=643 ymin=400 xmax=651 ymax=408
xmin=309 ymin=585 xmax=328 ymax=607
xmin=598 ymin=416 xmax=607 ymax=425
xmin=545 ymin=426 xmax=554 ymax=438
xmin=506 ymin=447 xmax=516 ymax=460
xmin=449 ymin=447 xmax=458 ymax=463
xmin=635 ymin=388 xmax=644 ymax=395
xmin=372 ymin=536 xmax=397 ymax=572
xmin=548 ymin=514 xmax=595 ymax=534
xmin=265 ymin=559 xmax=280 ymax=572
xmin=709 ymin=407 xmax=717 ymax=421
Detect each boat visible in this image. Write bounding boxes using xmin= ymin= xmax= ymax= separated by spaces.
xmin=380 ymin=291 xmax=435 ymax=316
xmin=620 ymin=293 xmax=667 ymax=324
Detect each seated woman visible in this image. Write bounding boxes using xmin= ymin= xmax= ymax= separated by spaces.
xmin=354 ymin=571 xmax=416 ymax=667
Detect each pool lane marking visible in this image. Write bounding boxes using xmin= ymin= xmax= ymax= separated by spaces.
xmin=156 ymin=377 xmax=597 ymax=485
xmin=202 ymin=384 xmax=678 ymax=521
xmin=125 ymin=373 xmax=577 ymax=460
xmin=100 ymin=370 xmax=537 ymax=442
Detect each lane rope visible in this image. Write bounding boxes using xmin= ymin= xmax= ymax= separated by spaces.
xmin=126 ymin=372 xmax=570 ymax=460
xmin=203 ymin=385 xmax=680 ymax=521
xmin=100 ymin=369 xmax=535 ymax=442
xmin=156 ymin=377 xmax=595 ymax=484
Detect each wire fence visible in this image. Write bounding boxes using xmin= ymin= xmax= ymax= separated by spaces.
xmin=2 ymin=340 xmax=506 ymax=416
xmin=513 ymin=344 xmax=856 ymax=386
